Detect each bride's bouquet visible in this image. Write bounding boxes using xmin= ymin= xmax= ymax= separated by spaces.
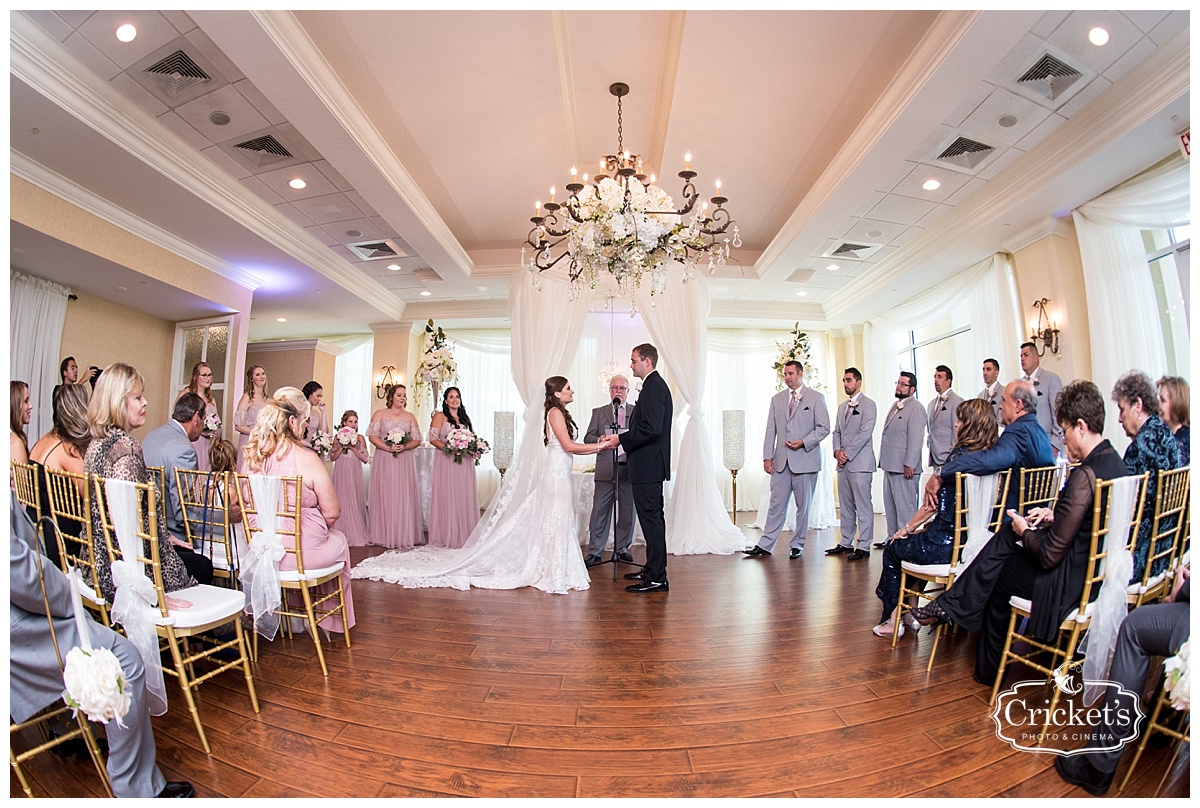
xmin=312 ymin=431 xmax=334 ymax=459
xmin=384 ymin=427 xmax=412 ymax=451
xmin=336 ymin=427 xmax=357 ymax=446
xmin=202 ymin=411 xmax=222 ymax=437
xmin=442 ymin=426 xmax=490 ymax=466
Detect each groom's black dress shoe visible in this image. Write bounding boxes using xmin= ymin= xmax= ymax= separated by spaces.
xmin=624 ymin=570 xmax=648 ymax=580
xmin=584 ymin=554 xmax=602 ymax=567
xmin=157 ymin=781 xmax=195 ymax=798
xmin=626 ymin=580 xmax=669 ymax=593
xmin=742 ymin=546 xmax=771 ymax=557
xmin=826 ymin=545 xmax=851 ymax=555
xmin=1054 ymin=753 xmax=1113 ymax=796
xmin=846 ymin=549 xmax=870 ymax=561
xmin=873 ymin=541 xmax=887 ymax=549
xmin=615 ymin=551 xmax=635 ymax=563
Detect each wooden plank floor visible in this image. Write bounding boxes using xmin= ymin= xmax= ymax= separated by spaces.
xmin=13 ymin=517 xmax=1189 ymax=798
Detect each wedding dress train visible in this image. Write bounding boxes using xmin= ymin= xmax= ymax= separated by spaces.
xmin=351 ymin=426 xmax=590 ymax=594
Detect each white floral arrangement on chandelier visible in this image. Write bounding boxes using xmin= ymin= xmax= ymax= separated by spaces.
xmin=565 ymin=177 xmax=729 ymax=297
xmin=414 ymin=319 xmax=457 ymax=393
xmin=773 ymin=323 xmax=824 ymax=392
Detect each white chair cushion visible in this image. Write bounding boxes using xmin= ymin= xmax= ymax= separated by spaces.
xmin=206 ymin=542 xmax=234 ymax=571
xmin=1126 ymin=570 xmax=1169 ymax=596
xmin=901 ymin=562 xmax=949 ymax=577
xmin=71 ymin=567 xmax=106 ymax=607
xmin=280 ymin=561 xmax=344 ymax=583
xmin=1009 ymin=595 xmax=1093 ymax=624
xmin=156 ymin=584 xmax=246 ymax=629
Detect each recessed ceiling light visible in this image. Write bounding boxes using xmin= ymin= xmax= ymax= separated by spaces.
xmin=387 ymin=264 xmax=401 ymax=271
xmin=276 ymin=317 xmax=287 ymax=322
xmin=115 ymin=24 xmax=137 ymax=42
xmin=1089 ymin=27 xmax=1109 ymax=46
xmin=795 ymin=290 xmax=808 ymax=297
xmin=288 ymin=178 xmax=306 ymax=190
xmin=419 ymin=291 xmax=432 ymax=297
xmin=922 ymin=179 xmax=941 ymax=191
xmin=826 ymin=264 xmax=839 ymax=272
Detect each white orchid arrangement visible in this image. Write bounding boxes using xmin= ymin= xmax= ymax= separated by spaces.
xmin=773 ymin=323 xmax=824 ymax=392
xmin=414 ymin=319 xmax=457 ymax=398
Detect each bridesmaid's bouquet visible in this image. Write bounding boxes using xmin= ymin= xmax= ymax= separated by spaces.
xmin=336 ymin=427 xmax=357 ymax=446
xmin=384 ymin=428 xmax=411 ymax=450
xmin=312 ymin=431 xmax=334 ymax=459
xmin=202 ymin=411 xmax=222 ymax=436
xmin=442 ymin=427 xmax=490 ymax=465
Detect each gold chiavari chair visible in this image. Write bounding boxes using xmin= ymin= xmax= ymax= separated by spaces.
xmin=235 ymin=473 xmax=351 ymax=676
xmin=93 ymin=475 xmax=258 ymax=755
xmin=11 ymin=460 xmax=42 ymax=525
xmin=176 ymin=468 xmax=240 ymax=589
xmin=1127 ymin=466 xmax=1190 ymax=608
xmin=43 ymin=468 xmax=110 ymax=627
xmin=893 ymin=469 xmax=1010 ymax=671
xmin=1018 ymin=464 xmax=1061 ymax=514
xmin=1118 ymin=671 xmax=1191 ymax=793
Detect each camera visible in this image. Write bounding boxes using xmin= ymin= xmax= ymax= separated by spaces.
xmin=89 ymin=366 xmax=102 ymax=389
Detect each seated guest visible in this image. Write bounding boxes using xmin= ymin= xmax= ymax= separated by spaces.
xmin=1113 ymin=370 xmax=1180 ymax=582
xmin=10 ymin=493 xmax=194 ymax=797
xmin=1156 ymin=375 xmax=1189 ymax=467
xmin=242 ymin=387 xmax=355 ymax=634
xmin=922 ymin=379 xmax=1054 ymax=521
xmin=209 ymin=438 xmax=248 ymax=563
xmin=27 ymin=383 xmax=92 ymax=567
xmin=141 ymin=392 xmax=214 ymax=586
xmin=873 ymin=399 xmax=999 ymax=639
xmin=11 ymin=380 xmax=32 ymax=468
xmin=912 ymin=380 xmax=1130 ymax=687
xmin=83 ymin=363 xmax=199 ymax=605
xmin=1055 ymin=567 xmax=1190 ymax=795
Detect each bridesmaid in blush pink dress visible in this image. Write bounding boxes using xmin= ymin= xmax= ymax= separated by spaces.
xmin=330 ymin=410 xmax=370 ymax=546
xmin=178 ymin=361 xmax=218 ymax=472
xmin=366 ymin=384 xmax=423 ymax=548
xmin=234 ymin=364 xmax=268 ymax=469
xmin=427 ymin=386 xmax=479 ymax=549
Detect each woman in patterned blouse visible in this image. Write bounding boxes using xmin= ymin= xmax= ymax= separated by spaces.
xmin=1156 ymin=375 xmax=1190 ymax=467
xmin=1112 ymin=370 xmax=1180 ymax=582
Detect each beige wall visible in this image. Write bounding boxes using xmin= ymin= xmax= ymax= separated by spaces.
xmin=59 ymin=291 xmax=175 ymax=437
xmin=829 ymin=329 xmax=864 ymax=406
xmin=246 ymin=340 xmax=338 ymax=404
xmin=1011 ymin=220 xmax=1091 ymax=385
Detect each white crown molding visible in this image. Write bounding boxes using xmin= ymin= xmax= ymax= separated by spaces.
xmin=247 ymin=338 xmax=343 ymax=355
xmin=401 ymin=299 xmax=512 ymax=324
xmin=708 ymin=299 xmax=827 ymax=326
xmin=1001 ymin=216 xmax=1073 ymax=255
xmin=11 ymin=152 xmax=264 ymax=292
xmin=369 ymin=321 xmax=420 ymax=334
xmin=822 ymin=27 xmax=1189 ymax=322
xmin=250 ymin=10 xmax=476 ymax=278
xmin=9 ymin=11 xmax=406 ymax=323
xmin=753 ymin=9 xmax=981 ymax=279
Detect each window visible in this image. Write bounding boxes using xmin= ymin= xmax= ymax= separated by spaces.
xmin=893 ymin=305 xmax=973 ymax=398
xmin=1143 ymin=226 xmax=1190 ymax=375
xmin=173 ymin=317 xmax=232 ymax=413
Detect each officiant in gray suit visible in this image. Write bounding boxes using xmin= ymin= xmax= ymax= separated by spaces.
xmin=744 ymin=360 xmax=830 ymax=560
xmin=583 ymin=375 xmax=637 ymax=566
xmin=879 ymin=371 xmax=927 ymax=539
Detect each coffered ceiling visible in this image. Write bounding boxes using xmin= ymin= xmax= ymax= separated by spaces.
xmin=9 ymin=9 xmax=1190 ymax=339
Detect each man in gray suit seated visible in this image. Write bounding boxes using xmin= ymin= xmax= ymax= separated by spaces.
xmin=879 ymin=371 xmax=927 ymax=541
xmin=583 ymin=375 xmax=637 ymax=566
xmin=827 ymin=367 xmax=876 ymax=560
xmin=9 ymin=493 xmax=194 ymax=797
xmin=141 ymin=392 xmax=212 ymax=586
xmin=1019 ymin=341 xmax=1064 ymax=457
xmin=744 ymin=361 xmax=830 ymax=560
xmin=978 ymin=357 xmax=1002 ymax=426
xmin=926 ymin=364 xmax=964 ymax=472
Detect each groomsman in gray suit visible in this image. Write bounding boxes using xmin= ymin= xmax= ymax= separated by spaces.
xmin=879 ymin=371 xmax=927 ymax=539
xmin=744 ymin=361 xmax=830 ymax=559
xmin=583 ymin=375 xmax=636 ymax=566
xmin=978 ymin=358 xmax=1003 ymax=426
xmin=925 ymin=365 xmax=964 ymax=471
xmin=827 ymin=367 xmax=876 ymax=560
xmin=1019 ymin=342 xmax=1064 ymax=457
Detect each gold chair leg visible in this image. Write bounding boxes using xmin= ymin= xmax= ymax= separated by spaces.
xmin=1039 ymin=628 xmax=1080 ymax=743
xmin=339 ymin=578 xmax=351 ymax=649
xmin=300 ymin=586 xmax=329 ymax=676
xmin=166 ymin=630 xmax=211 ymax=755
xmin=11 ymin=750 xmax=34 ymax=798
xmin=990 ymin=610 xmax=1021 ymax=705
xmin=892 ymin=572 xmax=906 ymax=649
xmin=235 ymin=620 xmax=261 ymax=714
xmin=78 ymin=715 xmax=113 ymax=797
xmin=926 ymin=625 xmax=942 ymax=673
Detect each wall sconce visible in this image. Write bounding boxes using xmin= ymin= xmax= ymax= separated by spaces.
xmin=375 ymin=365 xmax=396 ymax=399
xmin=1029 ymin=298 xmax=1060 ymax=357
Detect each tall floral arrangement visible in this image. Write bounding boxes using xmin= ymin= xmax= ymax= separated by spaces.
xmin=414 ymin=319 xmax=457 ymax=403
xmin=773 ymin=323 xmax=824 ymax=392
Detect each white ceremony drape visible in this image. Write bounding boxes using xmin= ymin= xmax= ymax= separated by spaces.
xmin=863 ymin=253 xmax=1022 ymax=501
xmin=1072 ymin=157 xmax=1188 ymax=448
xmin=10 ymin=270 xmax=71 ymax=439
xmin=326 ymin=334 xmax=373 ymax=430
xmin=635 ymin=271 xmax=744 ymax=555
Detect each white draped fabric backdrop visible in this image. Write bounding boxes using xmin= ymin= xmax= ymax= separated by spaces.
xmin=10 ymin=270 xmax=71 ymax=440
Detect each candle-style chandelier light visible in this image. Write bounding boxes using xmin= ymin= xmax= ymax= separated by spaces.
xmin=522 ymin=83 xmax=741 ymax=300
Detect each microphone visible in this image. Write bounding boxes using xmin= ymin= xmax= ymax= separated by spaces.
xmin=612 ymin=397 xmax=622 ymax=409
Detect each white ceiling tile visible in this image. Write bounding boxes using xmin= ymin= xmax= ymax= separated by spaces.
xmin=1030 ymin=11 xmax=1071 ymax=39
xmin=232 ymin=79 xmax=287 ymax=126
xmin=53 ymin=10 xmax=95 ymax=28
xmin=1148 ymin=10 xmax=1189 ymax=46
xmin=942 ymin=177 xmax=988 ymax=207
xmin=976 ymin=148 xmax=1024 ymax=181
xmin=890 ymin=165 xmax=971 ymax=202
xmin=874 ymin=161 xmax=918 ymax=194
xmin=275 ymin=203 xmax=315 ymax=228
xmin=1121 ymin=10 xmax=1169 ymax=34
xmin=315 ymin=161 xmax=354 ymax=193
xmin=1056 ymin=75 xmax=1112 ymax=118
xmin=1047 ymin=11 xmax=1142 ymax=74
xmin=175 ymin=83 xmax=269 ymax=142
xmin=841 ymin=218 xmax=907 ymax=244
xmin=304 ymin=225 xmax=341 ymax=248
xmin=906 ymin=123 xmax=959 ymax=164
xmin=1103 ymin=36 xmax=1159 ymax=85
xmin=865 ymin=194 xmax=938 ymax=226
xmin=183 ymin=27 xmax=245 ymax=83
xmin=160 ymin=10 xmax=197 ymax=35
xmin=290 ymin=193 xmax=365 ymax=225
xmin=240 ymin=176 xmax=284 ymax=206
xmin=109 ymin=71 xmax=169 ymax=117
xmin=1014 ymin=113 xmax=1067 ymax=152
xmin=323 ymin=217 xmax=389 ymax=243
xmin=983 ymin=33 xmax=1046 ymax=86
xmin=157 ymin=111 xmax=209 ymax=150
xmin=889 ymin=226 xmax=924 ymax=247
xmin=942 ymin=82 xmax=994 ymax=128
xmin=76 ymin=11 xmax=182 ymax=70
xmin=62 ymin=31 xmax=122 ymax=81
xmin=23 ymin=10 xmax=73 ymax=41
xmin=256 ymin=164 xmax=339 ymax=200
xmin=849 ymin=191 xmax=884 ymax=219
xmin=199 ymin=143 xmax=252 ymax=180
xmin=914 ymin=203 xmax=953 ymax=229
xmin=958 ymin=87 xmax=1052 ymax=146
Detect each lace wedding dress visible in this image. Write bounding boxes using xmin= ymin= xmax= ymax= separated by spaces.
xmin=351 ymin=424 xmax=590 ymax=594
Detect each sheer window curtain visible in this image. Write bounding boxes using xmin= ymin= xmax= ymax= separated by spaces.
xmin=1072 ymin=157 xmax=1188 ymax=448
xmin=11 ymin=270 xmax=70 ymax=439
xmin=329 ymin=335 xmax=374 ymax=431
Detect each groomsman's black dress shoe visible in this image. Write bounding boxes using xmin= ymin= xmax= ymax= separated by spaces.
xmin=584 ymin=554 xmax=602 ymax=567
xmin=624 ymin=570 xmax=648 ymax=580
xmin=616 ymin=551 xmax=635 ymax=563
xmin=790 ymin=548 xmax=802 ymax=559
xmin=626 ymin=580 xmax=669 ymax=593
xmin=742 ymin=546 xmax=771 ymax=557
xmin=873 ymin=541 xmax=887 ymax=549
xmin=846 ymin=549 xmax=870 ymax=561
xmin=825 ymin=545 xmax=851 ymax=555
xmin=157 ymin=782 xmax=195 ymax=798
xmin=1054 ymin=753 xmax=1113 ymax=796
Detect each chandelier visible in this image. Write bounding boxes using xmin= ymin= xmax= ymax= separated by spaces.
xmin=522 ymin=83 xmax=741 ymax=300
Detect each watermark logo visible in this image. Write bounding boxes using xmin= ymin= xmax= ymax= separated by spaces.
xmin=991 ymin=663 xmax=1144 ymax=755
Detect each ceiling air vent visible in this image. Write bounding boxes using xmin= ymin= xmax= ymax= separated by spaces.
xmin=232 ymin=135 xmax=294 ymax=168
xmin=935 ymin=137 xmax=994 ymax=171
xmin=1016 ymin=53 xmax=1083 ymax=102
xmin=348 ymin=239 xmax=410 ymax=261
xmin=127 ymin=38 xmax=229 ymax=109
xmin=143 ymin=50 xmax=211 ymax=98
xmin=820 ymin=241 xmax=884 ymax=262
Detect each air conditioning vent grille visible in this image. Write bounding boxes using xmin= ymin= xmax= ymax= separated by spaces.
xmin=143 ymin=50 xmax=211 ymax=98
xmin=1017 ymin=53 xmax=1083 ymax=101
xmin=348 ymin=239 xmax=410 ymax=261
xmin=233 ymin=135 xmax=294 ymax=168
xmin=935 ymin=136 xmax=995 ymax=170
xmin=831 ymin=243 xmax=872 ymax=258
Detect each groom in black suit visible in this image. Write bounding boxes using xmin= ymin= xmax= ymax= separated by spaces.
xmin=620 ymin=343 xmax=673 ymax=593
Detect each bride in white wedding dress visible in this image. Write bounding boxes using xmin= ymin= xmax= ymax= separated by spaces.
xmin=352 ymin=376 xmax=616 ymax=594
